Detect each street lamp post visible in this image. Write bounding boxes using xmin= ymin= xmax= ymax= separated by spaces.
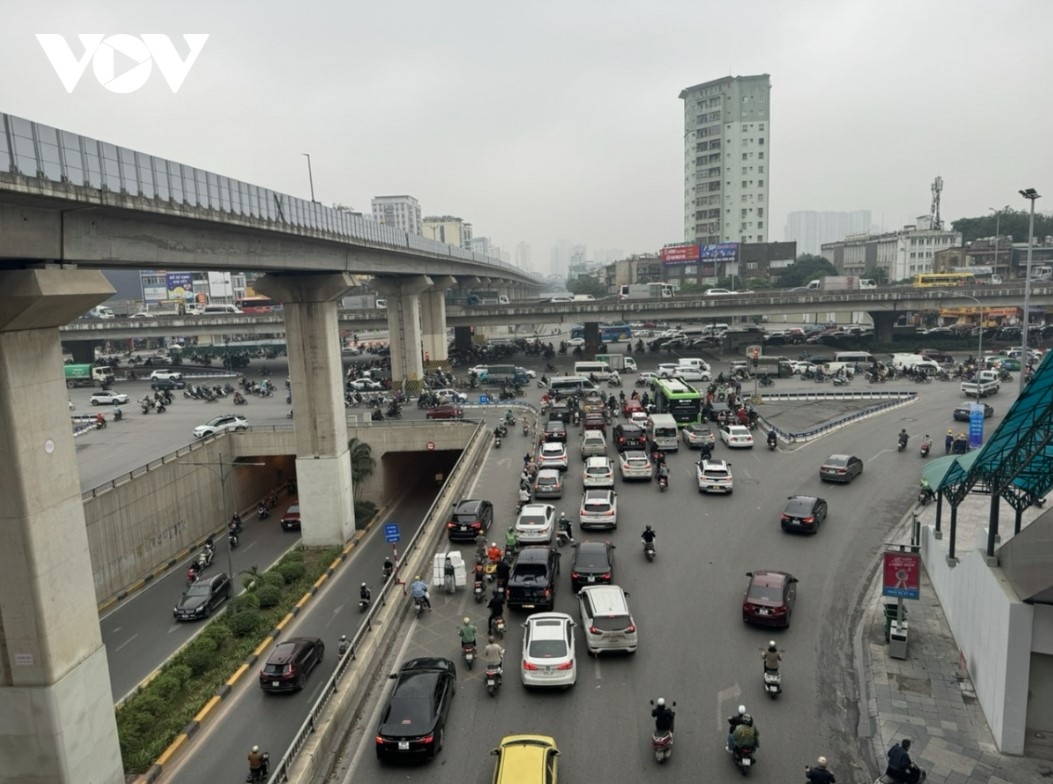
xmin=1018 ymin=188 xmax=1042 ymax=394
xmin=302 ymin=153 xmax=316 ymax=203
xmin=182 ymin=453 xmax=266 ymax=613
xmin=960 ymin=294 xmax=984 ymax=402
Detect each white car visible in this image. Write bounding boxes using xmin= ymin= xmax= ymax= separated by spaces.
xmin=579 ymin=489 xmax=618 ymax=530
xmin=618 ymin=451 xmax=652 ymax=481
xmin=129 ymin=312 xmax=155 ymax=318
xmin=704 ymin=288 xmax=734 ymax=296
xmin=674 ymin=367 xmax=711 ymax=382
xmin=89 ymin=390 xmax=129 ymax=406
xmin=720 ymin=425 xmax=754 ymax=449
xmin=521 ymin=612 xmax=577 ymax=689
xmin=656 ymin=363 xmax=682 ymax=378
xmin=193 ymin=415 xmax=249 ymax=438
xmin=567 ymin=337 xmax=586 ymax=348
xmin=582 ymin=456 xmax=615 ymax=489
xmin=580 ymin=430 xmax=607 ymax=458
xmin=350 ymin=378 xmax=383 ymax=391
xmin=516 ymin=503 xmax=557 ymax=544
xmin=149 ymin=370 xmax=184 ymax=382
xmin=696 ymin=459 xmax=734 ymax=494
xmin=428 ymin=387 xmax=468 ymax=404
xmin=538 ymin=442 xmax=569 ymax=471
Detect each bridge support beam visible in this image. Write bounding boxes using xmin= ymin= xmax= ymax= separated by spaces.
xmin=420 ymin=277 xmax=455 ymax=368
xmin=255 ymin=273 xmax=356 ymax=546
xmin=584 ymin=321 xmax=601 ymax=359
xmin=869 ymin=312 xmax=899 ymax=344
xmin=453 ymin=326 xmax=474 ymax=355
xmin=0 ymin=268 xmax=124 ymax=784
xmin=374 ymin=276 xmax=431 ymax=393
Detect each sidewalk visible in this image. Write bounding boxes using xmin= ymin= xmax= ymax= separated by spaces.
xmin=862 ymin=499 xmax=1053 ymax=784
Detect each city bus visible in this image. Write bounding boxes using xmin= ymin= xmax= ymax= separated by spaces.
xmin=912 ymin=272 xmax=976 ymax=288
xmin=570 ymin=323 xmax=633 ymax=342
xmin=234 ymin=296 xmax=282 ymax=314
xmin=652 ymin=377 xmax=702 ymax=426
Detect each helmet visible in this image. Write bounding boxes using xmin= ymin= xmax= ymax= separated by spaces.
xmin=645 ymin=524 xmax=653 ymax=531
xmin=361 ymin=582 xmax=366 ymax=587
xmin=463 ymin=617 xmax=470 ymax=624
xmin=488 ymin=636 xmax=495 ymax=643
xmin=738 ymin=705 xmax=746 ymax=716
xmin=414 ymin=575 xmax=420 ymax=581
xmin=252 ymin=745 xmax=259 ymax=753
xmin=768 ymin=641 xmax=777 ymax=651
xmin=656 ymin=697 xmax=666 ymax=707
xmin=508 ymin=526 xmax=514 ymax=532
xmin=817 ymin=756 xmax=828 ymax=769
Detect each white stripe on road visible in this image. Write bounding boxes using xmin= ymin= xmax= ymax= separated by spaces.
xmin=716 ymin=683 xmax=742 ymax=731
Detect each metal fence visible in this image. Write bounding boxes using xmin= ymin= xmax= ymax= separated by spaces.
xmin=0 ymin=112 xmax=536 ymax=281
xmin=759 ymin=390 xmax=918 ymax=443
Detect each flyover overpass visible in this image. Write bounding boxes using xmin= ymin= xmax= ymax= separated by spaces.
xmin=57 ymin=284 xmax=1053 ymax=343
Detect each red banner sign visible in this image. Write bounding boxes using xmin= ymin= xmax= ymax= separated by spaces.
xmin=660 ymin=244 xmax=700 ymax=262
xmin=882 ymin=551 xmax=921 ymax=600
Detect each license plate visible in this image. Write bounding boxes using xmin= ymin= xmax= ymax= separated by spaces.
xmin=742 ymin=758 xmax=751 ymax=767
xmin=523 ymin=604 xmax=535 ymax=609
xmin=272 ymin=680 xmax=280 ymax=687
xmin=460 ymin=525 xmax=469 ymax=531
xmin=757 ymin=608 xmax=770 ymax=615
xmin=398 ymin=741 xmax=409 ymax=751
xmin=486 ymin=677 xmax=496 ymax=686
xmin=710 ymin=485 xmax=720 ymax=490
xmin=587 ymin=576 xmax=596 ymax=583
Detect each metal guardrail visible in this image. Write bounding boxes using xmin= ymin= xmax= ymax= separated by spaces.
xmin=267 ymin=421 xmax=490 ymax=783
xmin=760 ymin=390 xmax=918 ymax=444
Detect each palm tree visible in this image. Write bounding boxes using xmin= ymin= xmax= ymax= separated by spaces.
xmin=347 ymin=437 xmax=376 ymax=502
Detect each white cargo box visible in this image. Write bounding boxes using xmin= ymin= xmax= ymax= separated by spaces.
xmin=431 ymin=550 xmax=467 ymax=588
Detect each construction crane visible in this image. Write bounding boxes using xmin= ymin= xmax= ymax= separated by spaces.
xmin=930 ymin=176 xmax=944 ymax=231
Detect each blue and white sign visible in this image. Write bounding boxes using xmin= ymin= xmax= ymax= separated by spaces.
xmin=968 ymin=404 xmax=985 ymax=449
xmin=479 ymin=394 xmax=490 ymax=404
xmin=384 ymin=523 xmax=400 ymax=544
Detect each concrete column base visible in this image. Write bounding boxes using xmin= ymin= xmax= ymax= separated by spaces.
xmin=0 ymin=617 xmax=123 ymax=784
xmin=374 ymin=276 xmax=430 ymax=393
xmin=295 ymin=453 xmax=355 ymax=546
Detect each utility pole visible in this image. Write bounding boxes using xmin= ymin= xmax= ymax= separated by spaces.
xmin=1018 ymin=189 xmax=1041 ymax=394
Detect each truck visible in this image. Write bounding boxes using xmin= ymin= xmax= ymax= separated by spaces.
xmin=595 ymin=354 xmax=638 ymax=373
xmin=467 ymin=291 xmax=510 ymax=306
xmin=961 ymin=370 xmax=1000 ymax=398
xmin=63 ymin=364 xmax=115 ymax=389
xmin=341 ymin=293 xmax=381 ymax=309
xmin=804 ymin=276 xmax=877 ymax=291
xmin=891 ymin=353 xmax=940 ymax=375
xmin=618 ymin=283 xmax=675 ymax=299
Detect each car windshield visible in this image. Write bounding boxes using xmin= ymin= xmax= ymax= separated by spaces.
xmin=785 ymin=500 xmax=815 ymax=515
xmin=185 ymin=583 xmax=211 ymax=597
xmin=527 ymin=639 xmax=567 ymax=659
xmin=575 ymin=548 xmax=609 ymax=568
xmin=537 ymin=476 xmax=558 ymax=486
xmin=452 ymin=510 xmax=480 ymax=523
xmin=206 ymin=417 xmax=227 ymax=426
xmin=703 ymin=470 xmax=729 ymax=480
xmin=586 ymin=466 xmax=609 ymax=476
xmin=747 ymin=583 xmax=783 ymax=602
xmin=513 ymin=564 xmax=547 ymax=579
xmin=542 ymin=445 xmax=563 ymax=455
xmin=825 ymin=457 xmax=849 ymax=467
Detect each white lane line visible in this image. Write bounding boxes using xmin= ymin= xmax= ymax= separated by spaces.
xmin=716 ymin=683 xmax=742 ymax=731
xmin=113 ymin=634 xmax=138 ymax=653
xmin=593 ymin=655 xmax=603 ymax=680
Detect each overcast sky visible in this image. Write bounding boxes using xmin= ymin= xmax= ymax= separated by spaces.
xmin=2 ymin=0 xmax=1050 ymax=270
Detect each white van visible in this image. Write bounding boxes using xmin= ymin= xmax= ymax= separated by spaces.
xmin=577 ymin=585 xmax=638 ymax=654
xmin=647 ymin=413 xmax=680 ymax=452
xmin=201 ymin=304 xmax=244 ymax=315
xmin=88 ymin=306 xmax=115 ymax=319
xmin=833 ymin=351 xmax=875 ymax=366
xmin=574 ymin=361 xmax=612 ymax=377
xmin=891 ymin=353 xmax=939 ymax=374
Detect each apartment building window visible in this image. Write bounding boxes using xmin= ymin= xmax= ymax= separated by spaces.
xmin=758 ymin=208 xmax=764 ymax=217
xmin=741 ymin=209 xmax=748 ymax=218
xmin=758 ymin=137 xmax=765 ymax=145
xmin=758 ymin=152 xmax=764 ymax=159
xmin=758 ymin=166 xmax=764 ymax=173
xmin=742 ymin=153 xmax=748 ymax=161
xmin=758 ymin=222 xmax=764 ymax=229
xmin=758 ymin=180 xmax=764 ymax=187
xmin=759 ymin=124 xmax=765 ymax=131
xmin=741 ymin=181 xmax=748 ymax=188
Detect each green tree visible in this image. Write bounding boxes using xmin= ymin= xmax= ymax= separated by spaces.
xmin=952 ymin=207 xmax=1053 ymax=244
xmin=566 ymin=276 xmax=609 ymax=298
xmin=776 ymin=254 xmax=838 ymax=288
xmin=348 ymin=437 xmax=376 ymax=502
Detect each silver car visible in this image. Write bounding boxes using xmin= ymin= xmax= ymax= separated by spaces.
xmin=618 ymin=451 xmax=652 ymax=481
xmin=533 ymin=469 xmax=563 ymax=499
xmin=580 ymin=430 xmax=607 ymax=459
xmin=579 ymin=489 xmax=618 ymax=530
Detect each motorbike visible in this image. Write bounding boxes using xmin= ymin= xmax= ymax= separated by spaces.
xmin=382 ymin=560 xmax=395 ymax=581
xmin=234 ymin=395 xmax=247 ymax=406
xmin=338 ymin=638 xmax=351 ymax=657
xmin=918 ymin=486 xmax=934 ymax=506
xmin=658 ymin=474 xmax=668 ymax=492
xmin=763 ymin=668 xmax=782 ymax=699
xmin=473 ymin=578 xmax=486 ymax=602
xmin=495 ymin=424 xmax=508 ymax=438
xmin=758 ymin=375 xmax=774 ymax=387
xmin=197 ymin=546 xmax=214 ymax=570
xmin=897 ymin=437 xmax=908 ymax=453
xmin=556 ymin=528 xmax=573 ymax=548
xmin=504 ymin=412 xmax=516 ymax=426
xmin=246 ymin=751 xmax=270 ymax=783
xmin=371 ymin=408 xmax=384 ymax=422
xmin=413 ymin=596 xmax=428 ymax=618
xmin=493 ymin=615 xmax=506 ymax=638
xmin=485 ymin=662 xmax=502 ymax=697
xmin=494 ymin=436 xmax=502 ymax=449
xmin=186 ymin=564 xmax=201 ymax=586
xmin=141 ymin=404 xmax=150 ymax=415
xmin=732 ymin=744 xmax=756 ymax=775
xmin=649 ymin=700 xmax=676 ymax=763
xmin=228 ymin=530 xmax=240 ymax=549
xmin=257 ymin=504 xmax=269 ymax=520
xmin=920 ymin=441 xmax=931 ymax=458
xmin=113 ymin=408 xmax=123 ymax=422
xmin=462 ymin=642 xmax=476 ymax=669
xmin=358 ymin=593 xmax=371 ymax=612
xmin=522 ymin=423 xmax=529 ymax=436
xmin=95 ymin=417 xmax=107 ymax=429
xmin=643 ymin=538 xmax=656 ymax=562
xmin=156 ymin=403 xmax=167 ymax=414
xmin=286 ymin=409 xmax=294 ymax=419
xmin=832 ymin=375 xmax=849 ymax=387
xmin=767 ymin=438 xmax=777 ymax=452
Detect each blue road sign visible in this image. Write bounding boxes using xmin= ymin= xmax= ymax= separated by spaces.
xmin=969 ymin=404 xmax=985 ymax=449
xmin=384 ymin=523 xmax=400 ymax=544
xmin=479 ymin=394 xmax=490 ymax=404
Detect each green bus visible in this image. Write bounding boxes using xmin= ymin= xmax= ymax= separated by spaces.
xmin=652 ymin=377 xmax=702 ymax=426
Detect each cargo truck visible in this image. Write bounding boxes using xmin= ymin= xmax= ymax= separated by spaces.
xmin=804 ymin=276 xmax=872 ymax=291
xmin=595 ymin=354 xmax=638 ymax=373
xmin=961 ymin=369 xmax=1000 ymax=398
xmin=63 ymin=364 xmax=115 ymax=388
xmin=618 ymin=283 xmax=675 ymax=299
xmin=467 ymin=291 xmax=510 ymax=306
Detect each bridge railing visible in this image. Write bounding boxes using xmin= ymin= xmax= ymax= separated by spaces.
xmin=759 ymin=390 xmax=918 ymax=444
xmin=0 ymin=112 xmax=537 ymax=282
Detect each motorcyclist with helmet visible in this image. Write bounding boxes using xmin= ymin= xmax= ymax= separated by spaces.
xmin=886 ymin=739 xmax=923 ymax=784
xmin=730 ymin=711 xmax=759 ymax=756
xmin=487 ymin=590 xmax=505 ymax=635
xmin=247 ymin=745 xmax=267 ymax=782
xmin=504 ymin=526 xmax=519 ymax=552
xmin=767 ymin=429 xmax=778 ymax=448
xmin=457 ymin=616 xmax=477 ymax=651
xmin=641 ymin=525 xmax=656 ymax=546
xmin=726 ymin=704 xmax=747 ymax=752
xmin=359 ymin=582 xmax=371 ymax=602
xmin=763 ymin=641 xmax=782 ymax=674
xmin=806 ymin=756 xmax=837 ymax=784
xmin=410 ymin=575 xmax=431 ymax=610
xmin=557 ymin=511 xmax=574 ymax=543
xmin=651 ymin=697 xmax=675 ymax=734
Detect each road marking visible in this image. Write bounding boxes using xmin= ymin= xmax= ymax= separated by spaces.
xmin=716 ymin=683 xmax=742 ymax=731
xmin=869 ymin=449 xmax=893 ymax=461
xmin=593 ymin=656 xmax=602 ymax=680
xmin=113 ymin=634 xmax=138 ymax=653
xmin=328 ymin=605 xmax=346 ymax=628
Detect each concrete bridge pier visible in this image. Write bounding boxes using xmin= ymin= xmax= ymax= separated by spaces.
xmin=420 ymin=276 xmax=455 ymax=367
xmin=374 ymin=276 xmax=430 ymax=393
xmin=0 ymin=268 xmax=124 ymax=784
xmin=584 ymin=321 xmax=601 ymax=359
xmin=869 ymin=311 xmax=899 ymax=344
xmin=256 ymin=273 xmax=356 ymax=546
xmin=453 ymin=326 xmax=474 ymax=355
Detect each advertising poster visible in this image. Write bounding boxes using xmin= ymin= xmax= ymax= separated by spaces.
xmin=660 ymin=244 xmax=700 ymax=263
xmin=699 ymin=242 xmax=739 ymax=261
xmin=969 ymin=404 xmax=985 ymax=449
xmin=882 ymin=551 xmax=921 ymax=600
xmin=165 ymin=272 xmax=194 ymax=301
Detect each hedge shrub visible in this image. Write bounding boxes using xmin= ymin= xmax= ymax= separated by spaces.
xmin=256 ymin=584 xmax=281 ymax=608
xmin=278 ymin=560 xmax=306 ymax=584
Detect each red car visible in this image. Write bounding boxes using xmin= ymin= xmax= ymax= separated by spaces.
xmin=742 ymin=570 xmax=798 ymax=628
xmin=426 ymin=404 xmax=464 ymax=420
xmin=622 ymin=398 xmax=644 ymax=418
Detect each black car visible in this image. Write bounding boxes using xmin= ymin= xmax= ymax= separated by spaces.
xmin=953 ymin=403 xmax=994 ymax=421
xmin=819 ymin=454 xmax=864 ymax=483
xmin=612 ymin=423 xmax=647 ymax=452
xmin=705 ymin=402 xmax=732 ymax=423
xmin=780 ymin=496 xmax=828 ymax=534
xmin=569 ymin=540 xmax=615 ymax=592
xmin=506 ymin=546 xmax=561 ymax=611
xmin=173 ymin=572 xmax=232 ymax=620
xmin=259 ymin=636 xmax=325 ymax=692
xmin=446 ymin=499 xmax=494 ymax=542
xmin=376 ymin=657 xmax=457 ymax=761
xmin=543 ymin=421 xmax=568 ymax=443
xmin=547 ymin=402 xmax=571 ymax=424
xmin=150 ymin=377 xmax=186 ymax=390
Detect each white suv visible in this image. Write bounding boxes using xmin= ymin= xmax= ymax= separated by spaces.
xmin=696 ymin=459 xmax=734 ymax=494
xmin=582 ymin=456 xmax=615 ymax=489
xmin=193 ymin=415 xmax=249 ymax=439
xmin=149 ymin=369 xmax=184 ymax=382
xmin=515 ymin=503 xmax=556 ymax=544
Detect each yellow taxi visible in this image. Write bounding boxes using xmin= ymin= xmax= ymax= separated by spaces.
xmin=491 ymin=734 xmax=560 ymax=784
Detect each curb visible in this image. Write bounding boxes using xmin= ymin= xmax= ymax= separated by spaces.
xmin=133 ymin=509 xmax=387 ymax=783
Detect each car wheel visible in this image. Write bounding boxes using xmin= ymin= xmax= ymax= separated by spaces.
xmin=435 ymin=726 xmax=444 ymax=754
xmin=846 ymin=474 xmax=853 ymax=484
xmin=297 ymin=672 xmax=307 ymax=690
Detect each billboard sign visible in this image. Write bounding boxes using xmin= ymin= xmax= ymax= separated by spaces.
xmin=165 ymin=272 xmax=194 ymax=301
xmin=699 ymin=242 xmax=739 ymax=261
xmin=882 ymin=550 xmax=921 ymax=600
xmin=969 ymin=404 xmax=985 ymax=449
xmin=660 ymin=244 xmax=700 ymax=263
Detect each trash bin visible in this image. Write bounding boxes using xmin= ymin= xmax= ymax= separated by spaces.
xmin=889 ymin=620 xmax=909 ymax=660
xmin=883 ymin=603 xmax=907 ymax=642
